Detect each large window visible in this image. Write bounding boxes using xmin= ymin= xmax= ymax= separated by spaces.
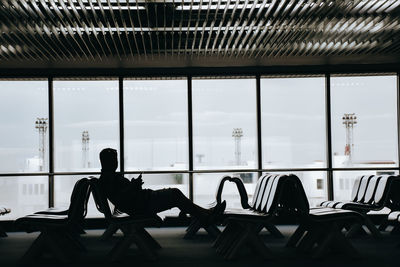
xmin=261 ymin=77 xmax=326 ymax=168
xmin=0 ymin=79 xmax=48 ymax=173
xmin=124 ymin=78 xmax=188 ymax=171
xmin=0 ymin=73 xmax=399 ymax=220
xmin=192 ymin=78 xmax=257 ymax=170
xmin=53 ymin=79 xmax=119 ymax=172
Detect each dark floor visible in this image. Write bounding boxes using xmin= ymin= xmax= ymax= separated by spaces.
xmin=0 ymin=226 xmax=399 ymax=267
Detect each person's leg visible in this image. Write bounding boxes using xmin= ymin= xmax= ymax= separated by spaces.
xmin=146 ymin=188 xmax=210 ymax=218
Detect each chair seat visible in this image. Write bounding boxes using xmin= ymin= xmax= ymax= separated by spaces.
xmin=109 ymin=213 xmax=163 ymax=226
xmin=388 ymin=211 xmax=400 ymax=221
xmin=309 ymin=208 xmax=362 ymax=222
xmin=223 ymin=208 xmax=270 ymax=220
xmin=335 ymin=202 xmax=376 ymax=210
xmin=16 ymin=214 xmax=69 ymax=224
xmin=35 ymin=207 xmax=69 ymax=215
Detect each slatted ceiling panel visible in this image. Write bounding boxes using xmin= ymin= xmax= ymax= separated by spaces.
xmin=0 ymin=0 xmax=399 ymax=64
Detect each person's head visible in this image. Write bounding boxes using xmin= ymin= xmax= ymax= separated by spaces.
xmin=99 ymin=148 xmax=118 ymax=172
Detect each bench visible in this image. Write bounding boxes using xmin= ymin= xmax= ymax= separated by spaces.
xmin=214 ymin=174 xmax=362 ymax=259
xmin=90 ymin=178 xmax=162 ymax=261
xmin=15 ymin=177 xmax=91 ymax=263
xmin=318 ymin=175 xmax=400 ymax=237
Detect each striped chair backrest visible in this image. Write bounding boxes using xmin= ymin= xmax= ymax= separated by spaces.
xmin=350 ymin=176 xmax=363 ymax=202
xmin=67 ymin=177 xmax=91 ymax=223
xmin=363 ymin=176 xmax=381 ymax=204
xmin=355 ymin=175 xmax=374 ymax=202
xmin=264 ymin=175 xmax=284 ymax=214
xmin=373 ymin=175 xmax=392 ymax=205
xmin=259 ymin=175 xmax=280 ymax=212
xmin=251 ymin=174 xmax=271 ymax=209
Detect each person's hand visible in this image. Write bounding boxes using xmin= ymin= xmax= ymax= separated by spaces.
xmin=131 ymin=173 xmax=143 ymax=190
xmin=136 ymin=173 xmax=144 ymax=186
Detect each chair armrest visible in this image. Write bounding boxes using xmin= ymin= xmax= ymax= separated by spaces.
xmin=215 ymin=176 xmax=251 ymax=209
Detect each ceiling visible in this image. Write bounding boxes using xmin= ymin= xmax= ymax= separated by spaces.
xmin=0 ymin=0 xmax=400 ymax=69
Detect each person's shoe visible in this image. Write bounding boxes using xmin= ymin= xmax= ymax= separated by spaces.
xmin=211 ymin=200 xmax=226 ymax=216
xmin=206 ymin=200 xmax=226 ymax=225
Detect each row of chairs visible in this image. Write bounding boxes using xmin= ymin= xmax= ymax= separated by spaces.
xmin=212 ymin=174 xmax=363 ymax=259
xmin=189 ymin=173 xmax=400 ymax=259
xmin=13 ymin=173 xmax=400 ymax=263
xmin=15 ymin=177 xmax=162 ymax=264
xmin=319 ymin=174 xmax=400 ymax=238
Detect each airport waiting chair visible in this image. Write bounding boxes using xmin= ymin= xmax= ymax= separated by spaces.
xmin=33 ymin=179 xmax=92 ymax=235
xmin=318 ymin=175 xmax=400 ymax=238
xmin=15 ymin=178 xmax=91 ymax=264
xmin=185 ymin=175 xmax=284 ymax=239
xmin=214 ymin=174 xmax=362 ymax=259
xmin=90 ymin=178 xmax=162 ymax=261
xmin=0 ymin=206 xmax=11 ymax=237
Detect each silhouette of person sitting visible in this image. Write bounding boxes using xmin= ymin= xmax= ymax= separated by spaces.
xmin=99 ymin=148 xmax=225 ymax=221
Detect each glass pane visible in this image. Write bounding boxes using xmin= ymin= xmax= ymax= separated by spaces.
xmin=331 ymin=75 xmax=398 ymax=167
xmin=261 ymin=77 xmax=326 ymax=168
xmin=124 ymin=79 xmax=188 ymax=171
xmin=193 ymin=78 xmax=257 ymax=170
xmin=54 ymin=79 xmax=119 ymax=172
xmin=333 ymin=170 xmax=399 ymax=201
xmin=0 ymin=79 xmax=48 ymax=173
xmin=0 ymin=176 xmax=48 ymax=220
xmin=54 ymin=175 xmax=102 ymax=218
xmin=125 ymin=173 xmax=189 ymax=217
xmin=193 ymin=172 xmax=258 ymax=208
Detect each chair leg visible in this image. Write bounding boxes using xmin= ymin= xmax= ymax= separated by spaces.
xmin=363 ymin=217 xmax=382 ymax=238
xmin=213 ymin=221 xmax=238 ymax=249
xmin=216 ymin=223 xmax=243 ymax=256
xmin=247 ymin=230 xmax=273 ymax=260
xmin=345 ymin=222 xmax=366 ymax=238
xmin=101 ymin=224 xmax=119 ymax=241
xmin=184 ymin=219 xmax=201 ymax=239
xmin=65 ymin=231 xmax=87 ymax=252
xmin=109 ymin=225 xmax=157 ymax=261
xmin=314 ymin=223 xmax=358 ymax=258
xmin=20 ymin=232 xmax=47 ymax=263
xmin=378 ymin=220 xmax=389 ymax=231
xmin=137 ymin=228 xmax=162 ymax=249
xmin=225 ymin=225 xmax=251 ymax=259
xmin=45 ymin=232 xmax=74 ymax=264
xmin=204 ymin=224 xmax=221 ymax=238
xmin=312 ymin=226 xmax=336 ymax=258
xmin=286 ymin=224 xmax=307 ymax=248
xmin=225 ymin=223 xmax=273 ymax=260
xmin=297 ymin=226 xmax=324 ymax=253
xmin=264 ymin=222 xmax=284 ymax=238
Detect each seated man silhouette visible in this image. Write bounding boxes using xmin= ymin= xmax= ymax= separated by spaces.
xmin=99 ymin=148 xmax=225 ymax=222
